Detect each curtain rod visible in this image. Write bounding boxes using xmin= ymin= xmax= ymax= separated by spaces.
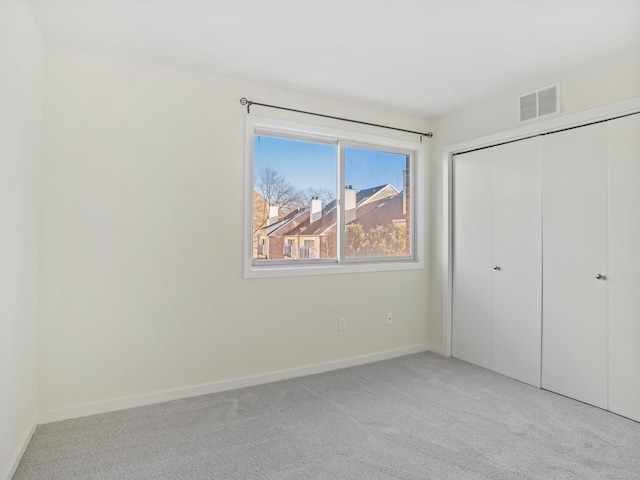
xmin=453 ymin=110 xmax=640 ymax=157
xmin=240 ymin=97 xmax=433 ymax=141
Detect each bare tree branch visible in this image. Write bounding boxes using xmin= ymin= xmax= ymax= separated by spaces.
xmin=256 ymin=166 xmax=303 ymax=214
xmin=299 ymin=187 xmax=335 ymax=207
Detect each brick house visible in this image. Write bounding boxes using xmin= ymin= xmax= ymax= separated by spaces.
xmin=255 ymin=183 xmax=409 ymax=260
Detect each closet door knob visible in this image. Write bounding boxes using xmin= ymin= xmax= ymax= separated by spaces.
xmin=493 ymin=266 xmax=501 ymax=271
xmin=595 ymin=273 xmax=607 ymax=280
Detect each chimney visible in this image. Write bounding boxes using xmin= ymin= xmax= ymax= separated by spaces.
xmin=267 ymin=205 xmax=279 ymax=226
xmin=345 ymin=186 xmax=357 ymax=224
xmin=310 ymin=197 xmax=322 ymax=223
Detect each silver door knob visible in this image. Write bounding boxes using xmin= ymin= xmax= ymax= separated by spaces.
xmin=595 ymin=274 xmax=607 ymax=280
xmin=493 ymin=266 xmax=501 ymax=271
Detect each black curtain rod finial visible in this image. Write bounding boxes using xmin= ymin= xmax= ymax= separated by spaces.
xmin=420 ymin=132 xmax=434 ymax=142
xmin=240 ymin=97 xmax=253 ymax=113
xmin=240 ymin=96 xmax=432 ymax=140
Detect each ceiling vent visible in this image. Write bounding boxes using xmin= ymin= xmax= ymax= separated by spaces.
xmin=518 ymin=84 xmax=560 ymax=122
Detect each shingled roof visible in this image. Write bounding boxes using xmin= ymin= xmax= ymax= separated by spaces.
xmin=268 ymin=184 xmax=403 ymax=238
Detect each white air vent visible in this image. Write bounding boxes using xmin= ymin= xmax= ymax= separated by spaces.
xmin=518 ymin=84 xmax=560 ymax=122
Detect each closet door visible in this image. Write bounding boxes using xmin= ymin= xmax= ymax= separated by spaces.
xmin=542 ymin=123 xmax=609 ymax=409
xmin=608 ymin=114 xmax=640 ymax=422
xmin=492 ymin=138 xmax=542 ymax=387
xmin=452 ymin=150 xmax=493 ymax=369
xmin=453 ymin=138 xmax=542 ymax=385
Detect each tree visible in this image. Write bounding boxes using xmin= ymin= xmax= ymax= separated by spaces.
xmin=298 ymin=187 xmax=335 ymax=208
xmin=253 ymin=190 xmax=269 ymax=243
xmin=345 ymin=223 xmax=408 ymax=257
xmin=345 ymin=224 xmax=367 ymax=257
xmin=254 ymin=166 xmax=303 ymax=234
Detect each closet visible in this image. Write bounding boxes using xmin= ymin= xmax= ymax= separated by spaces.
xmin=607 ymin=114 xmax=640 ymax=422
xmin=452 ymin=137 xmax=542 ymax=387
xmin=541 ymin=123 xmax=609 ymax=409
xmin=452 ymin=112 xmax=640 ymax=422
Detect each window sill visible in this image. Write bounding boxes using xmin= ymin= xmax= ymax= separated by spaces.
xmin=244 ymin=258 xmax=424 ymax=279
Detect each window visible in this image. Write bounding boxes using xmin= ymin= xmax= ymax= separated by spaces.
xmin=343 ymin=145 xmax=411 ymax=259
xmin=245 ymin=115 xmax=425 ymax=278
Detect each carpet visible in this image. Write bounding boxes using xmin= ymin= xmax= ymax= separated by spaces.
xmin=13 ymin=352 xmax=640 ymax=479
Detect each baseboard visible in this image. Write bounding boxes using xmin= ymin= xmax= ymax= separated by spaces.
xmin=3 ymin=422 xmax=36 ymax=480
xmin=38 ymin=343 xmax=429 ymax=425
xmin=427 ymin=343 xmax=444 ymax=356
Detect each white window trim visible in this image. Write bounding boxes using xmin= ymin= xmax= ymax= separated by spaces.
xmin=244 ymin=114 xmax=426 ymax=279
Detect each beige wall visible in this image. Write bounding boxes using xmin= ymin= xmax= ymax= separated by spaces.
xmin=428 ymin=43 xmax=640 ymax=351
xmin=0 ymin=0 xmax=43 ymax=477
xmin=38 ymin=46 xmax=431 ymax=415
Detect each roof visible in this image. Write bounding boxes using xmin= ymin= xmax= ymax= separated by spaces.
xmin=350 ymin=194 xmax=405 ymax=231
xmin=356 ymin=184 xmax=399 ymax=205
xmin=277 ymin=205 xmax=338 ymax=237
xmin=263 ymin=207 xmax=307 ymax=235
xmin=269 ymin=185 xmax=405 ymax=237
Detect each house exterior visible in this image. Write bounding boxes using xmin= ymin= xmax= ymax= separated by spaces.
xmin=254 ymin=183 xmax=410 ymax=260
xmin=253 ymin=191 xmax=269 ymax=257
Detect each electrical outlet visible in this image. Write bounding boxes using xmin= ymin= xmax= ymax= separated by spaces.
xmin=338 ymin=317 xmax=346 ymax=331
xmin=386 ymin=312 xmax=393 ymax=325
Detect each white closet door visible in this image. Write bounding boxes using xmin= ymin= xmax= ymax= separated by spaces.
xmin=542 ymin=123 xmax=609 ymax=409
xmin=452 ymin=150 xmax=493 ymax=369
xmin=608 ymin=113 xmax=640 ymax=422
xmin=492 ymin=138 xmax=542 ymax=387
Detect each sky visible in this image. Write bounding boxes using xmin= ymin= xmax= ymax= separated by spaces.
xmin=254 ymin=136 xmax=407 ymax=196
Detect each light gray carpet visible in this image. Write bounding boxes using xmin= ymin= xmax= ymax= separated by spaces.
xmin=13 ymin=352 xmax=640 ymax=479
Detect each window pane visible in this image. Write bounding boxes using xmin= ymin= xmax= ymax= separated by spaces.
xmin=344 ymin=146 xmax=411 ymax=259
xmin=253 ymin=135 xmax=337 ymax=261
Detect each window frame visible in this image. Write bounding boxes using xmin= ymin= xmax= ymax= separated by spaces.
xmin=339 ymin=140 xmax=415 ymax=263
xmin=244 ymin=114 xmax=425 ymax=278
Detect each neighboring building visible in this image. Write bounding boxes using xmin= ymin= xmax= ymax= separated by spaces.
xmin=254 ymin=183 xmax=410 ymax=260
xmin=255 ymin=205 xmax=307 ymax=259
xmin=253 ymin=191 xmax=270 ymax=257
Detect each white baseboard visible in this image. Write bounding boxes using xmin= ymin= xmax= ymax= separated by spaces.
xmin=427 ymin=343 xmax=445 ymax=356
xmin=4 ymin=422 xmax=36 ymax=480
xmin=38 ymin=343 xmax=429 ymax=425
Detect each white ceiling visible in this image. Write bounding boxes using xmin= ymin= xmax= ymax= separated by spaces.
xmin=27 ymin=0 xmax=640 ymax=117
